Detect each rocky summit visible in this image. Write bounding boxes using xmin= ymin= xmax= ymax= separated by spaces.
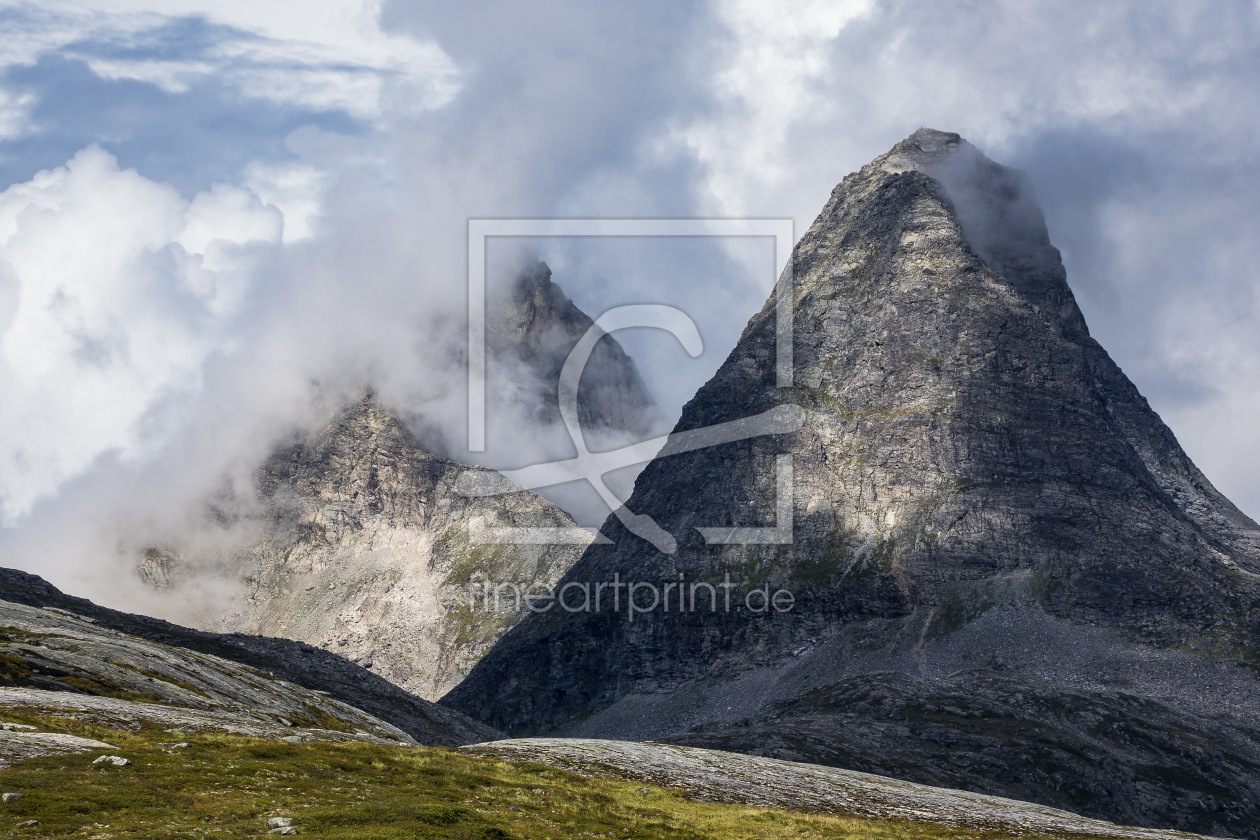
xmin=493 ymin=260 xmax=660 ymax=439
xmin=444 ymin=129 xmax=1260 ymax=838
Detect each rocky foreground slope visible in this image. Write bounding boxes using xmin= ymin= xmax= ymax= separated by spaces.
xmin=444 ymin=130 xmax=1260 ymax=839
xmin=0 ymin=567 xmax=496 ymax=749
xmin=466 ymin=739 xmax=1212 ymax=840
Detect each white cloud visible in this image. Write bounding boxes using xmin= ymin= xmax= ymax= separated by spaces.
xmin=0 ymin=146 xmax=284 ymax=522
xmin=0 ymin=0 xmax=460 ymax=126
xmin=0 ymin=89 xmax=35 ymax=139
xmin=679 ymin=0 xmax=875 ymax=215
xmin=179 ymin=184 xmax=281 ymax=257
xmin=79 ymin=58 xmax=218 ymax=94
xmin=243 ymin=162 xmax=325 ymax=243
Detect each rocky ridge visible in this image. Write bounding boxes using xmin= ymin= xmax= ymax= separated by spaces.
xmin=0 ymin=566 xmax=496 ymax=747
xmin=144 ymin=264 xmax=658 ymax=700
xmin=444 ymin=129 xmax=1260 ymax=838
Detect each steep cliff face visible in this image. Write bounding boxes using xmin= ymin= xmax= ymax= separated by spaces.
xmin=218 ymin=396 xmax=589 ymax=701
xmin=444 ymin=130 xmax=1260 ymax=838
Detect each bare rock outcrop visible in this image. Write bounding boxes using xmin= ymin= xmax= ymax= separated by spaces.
xmin=465 ymin=739 xmax=1214 ymax=840
xmin=0 ymin=566 xmax=497 ymax=747
xmin=493 ymin=261 xmax=660 ymax=438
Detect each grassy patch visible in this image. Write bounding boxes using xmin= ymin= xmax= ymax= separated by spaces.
xmin=0 ymin=714 xmax=1106 ymax=840
xmin=294 ymin=703 xmax=360 ymax=734
xmin=790 ymin=544 xmax=854 ymax=586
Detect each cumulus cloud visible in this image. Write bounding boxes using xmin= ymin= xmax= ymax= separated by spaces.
xmin=679 ymin=0 xmax=876 ymax=215
xmin=242 ymin=162 xmax=325 ymax=243
xmin=0 ymin=146 xmax=281 ymax=522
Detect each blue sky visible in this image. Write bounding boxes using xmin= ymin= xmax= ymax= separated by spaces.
xmin=2 ymin=0 xmax=1260 ymax=597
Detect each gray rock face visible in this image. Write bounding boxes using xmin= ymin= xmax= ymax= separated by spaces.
xmin=267 ymin=817 xmax=297 ymax=834
xmin=218 ymin=397 xmax=590 ymax=700
xmin=0 ymin=566 xmax=496 ymax=747
xmin=493 ymin=261 xmax=660 ymax=438
xmin=0 ymin=729 xmax=118 ymax=768
xmin=444 ymin=129 xmax=1260 ymax=838
xmin=0 ymin=589 xmax=416 ymax=749
xmin=0 ymin=687 xmax=404 ymax=748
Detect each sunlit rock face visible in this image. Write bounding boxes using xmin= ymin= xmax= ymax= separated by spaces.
xmin=446 ymin=129 xmax=1260 ymax=838
xmin=220 ymin=396 xmax=590 ymax=701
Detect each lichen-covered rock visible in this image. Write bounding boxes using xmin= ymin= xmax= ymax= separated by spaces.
xmin=92 ymin=755 xmax=130 ymax=767
xmin=445 ymin=130 xmax=1260 ymax=838
xmin=0 ymin=730 xmax=118 ymax=768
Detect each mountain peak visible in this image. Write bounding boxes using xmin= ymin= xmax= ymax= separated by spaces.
xmin=818 ymin=128 xmax=1090 ymax=340
xmin=877 ymin=127 xmax=966 ymax=172
xmin=446 ymin=132 xmax=1260 ymax=838
xmin=493 ymin=260 xmax=660 ymax=439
